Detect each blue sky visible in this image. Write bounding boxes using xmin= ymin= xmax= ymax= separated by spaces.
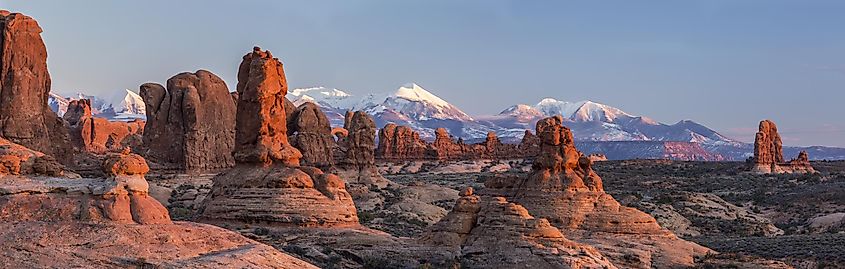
xmin=6 ymin=1 xmax=845 ymax=147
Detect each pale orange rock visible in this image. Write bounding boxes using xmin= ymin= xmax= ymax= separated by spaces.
xmin=419 ymin=194 xmax=616 ymax=269
xmin=483 ymin=116 xmax=710 ymax=268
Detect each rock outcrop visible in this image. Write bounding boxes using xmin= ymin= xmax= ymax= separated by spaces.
xmin=0 ymin=11 xmax=71 ymax=161
xmin=288 ymin=102 xmax=336 ymax=168
xmin=483 ymin=116 xmax=710 ymax=268
xmin=376 ymin=123 xmax=429 ymax=161
xmin=0 ymin=141 xmax=317 ymax=268
xmin=140 ymin=70 xmax=236 ymax=172
xmin=231 ymin=47 xmax=301 ymax=165
xmin=65 ymin=99 xmax=145 ymax=154
xmin=420 ymin=188 xmax=616 ymax=268
xmin=376 ymin=125 xmax=525 ymax=161
xmin=199 ymin=47 xmax=357 ymax=227
xmin=334 ymin=111 xmax=389 ymax=189
xmin=751 ymin=120 xmax=816 ymax=174
xmin=0 ymin=137 xmax=64 ymax=177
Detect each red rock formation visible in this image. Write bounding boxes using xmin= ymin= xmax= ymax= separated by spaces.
xmin=65 ymin=99 xmax=145 ymax=154
xmin=0 ymin=11 xmax=71 ymax=161
xmin=0 ymin=137 xmax=64 ymax=176
xmin=334 ymin=111 xmax=390 ymax=189
xmin=233 ymin=47 xmax=301 ymax=166
xmin=483 ymin=116 xmax=709 ymax=268
xmin=376 ymin=123 xmax=429 ymax=161
xmin=288 ymin=102 xmax=336 ymax=168
xmin=140 ymin=70 xmax=236 ymax=171
xmin=376 ymin=125 xmax=526 ymax=161
xmin=199 ymin=47 xmax=357 ymax=227
xmin=751 ymin=120 xmax=815 ymax=174
xmin=0 ymin=140 xmax=317 ymax=268
xmin=419 ymin=188 xmax=616 ymax=268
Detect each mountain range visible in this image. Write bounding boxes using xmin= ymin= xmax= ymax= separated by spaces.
xmin=48 ymin=84 xmax=845 ymax=161
xmin=287 ymin=83 xmax=845 ymax=161
xmin=49 ymin=89 xmax=146 ymax=121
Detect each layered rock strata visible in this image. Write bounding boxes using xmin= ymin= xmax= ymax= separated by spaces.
xmin=0 ymin=11 xmax=71 ymax=161
xmin=140 ymin=70 xmax=236 ymax=172
xmin=482 ymin=116 xmax=710 ymax=268
xmin=751 ymin=120 xmax=816 ymax=174
xmin=419 ymin=188 xmax=616 ymax=269
xmin=199 ymin=47 xmax=357 ymax=227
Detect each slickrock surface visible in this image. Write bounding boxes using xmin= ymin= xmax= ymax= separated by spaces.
xmin=199 ymin=165 xmax=359 ymax=226
xmin=199 ymin=47 xmax=357 ymax=227
xmin=288 ymin=102 xmax=336 ymax=168
xmin=752 ymin=120 xmax=816 ymax=174
xmin=334 ymin=111 xmax=390 ymax=189
xmin=419 ymin=189 xmax=616 ymax=269
xmin=377 ymin=123 xmax=429 ymax=161
xmin=0 ymin=126 xmax=316 ymax=268
xmin=0 ymin=11 xmax=72 ymax=161
xmin=140 ymin=70 xmax=236 ymax=172
xmin=484 ymin=116 xmax=710 ymax=268
xmin=0 ymin=149 xmax=169 ymax=225
xmin=65 ymin=99 xmax=145 ymax=154
xmin=0 ymin=221 xmax=318 ymax=269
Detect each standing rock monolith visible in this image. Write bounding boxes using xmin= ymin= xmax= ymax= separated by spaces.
xmin=288 ymin=102 xmax=336 ymax=168
xmin=140 ymin=70 xmax=236 ymax=172
xmin=0 ymin=11 xmax=71 ymax=162
xmin=199 ymin=47 xmax=357 ymax=227
xmin=751 ymin=120 xmax=815 ymax=174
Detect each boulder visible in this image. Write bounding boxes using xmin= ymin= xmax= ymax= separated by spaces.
xmin=140 ymin=70 xmax=236 ymax=172
xmin=0 ymin=11 xmax=71 ymax=162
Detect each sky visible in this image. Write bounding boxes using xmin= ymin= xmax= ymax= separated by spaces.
xmin=5 ymin=0 xmax=845 ymax=147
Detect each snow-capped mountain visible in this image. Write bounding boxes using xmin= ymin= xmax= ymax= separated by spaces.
xmin=479 ymin=98 xmax=737 ymax=145
xmin=48 ymin=92 xmax=70 ymax=117
xmin=48 ymin=89 xmax=146 ymax=121
xmin=288 ymin=83 xmax=482 ymax=138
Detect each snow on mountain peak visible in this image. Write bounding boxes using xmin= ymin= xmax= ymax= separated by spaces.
xmin=570 ymin=100 xmax=631 ymax=122
xmin=117 ymin=89 xmax=145 ymax=115
xmin=392 ymin=83 xmax=451 ymax=108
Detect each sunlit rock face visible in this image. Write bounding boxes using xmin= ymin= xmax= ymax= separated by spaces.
xmin=0 ymin=11 xmax=72 ymax=162
xmin=751 ymin=120 xmax=815 ymax=174
xmin=199 ymin=47 xmax=358 ymax=228
xmin=481 ymin=116 xmax=710 ymax=268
